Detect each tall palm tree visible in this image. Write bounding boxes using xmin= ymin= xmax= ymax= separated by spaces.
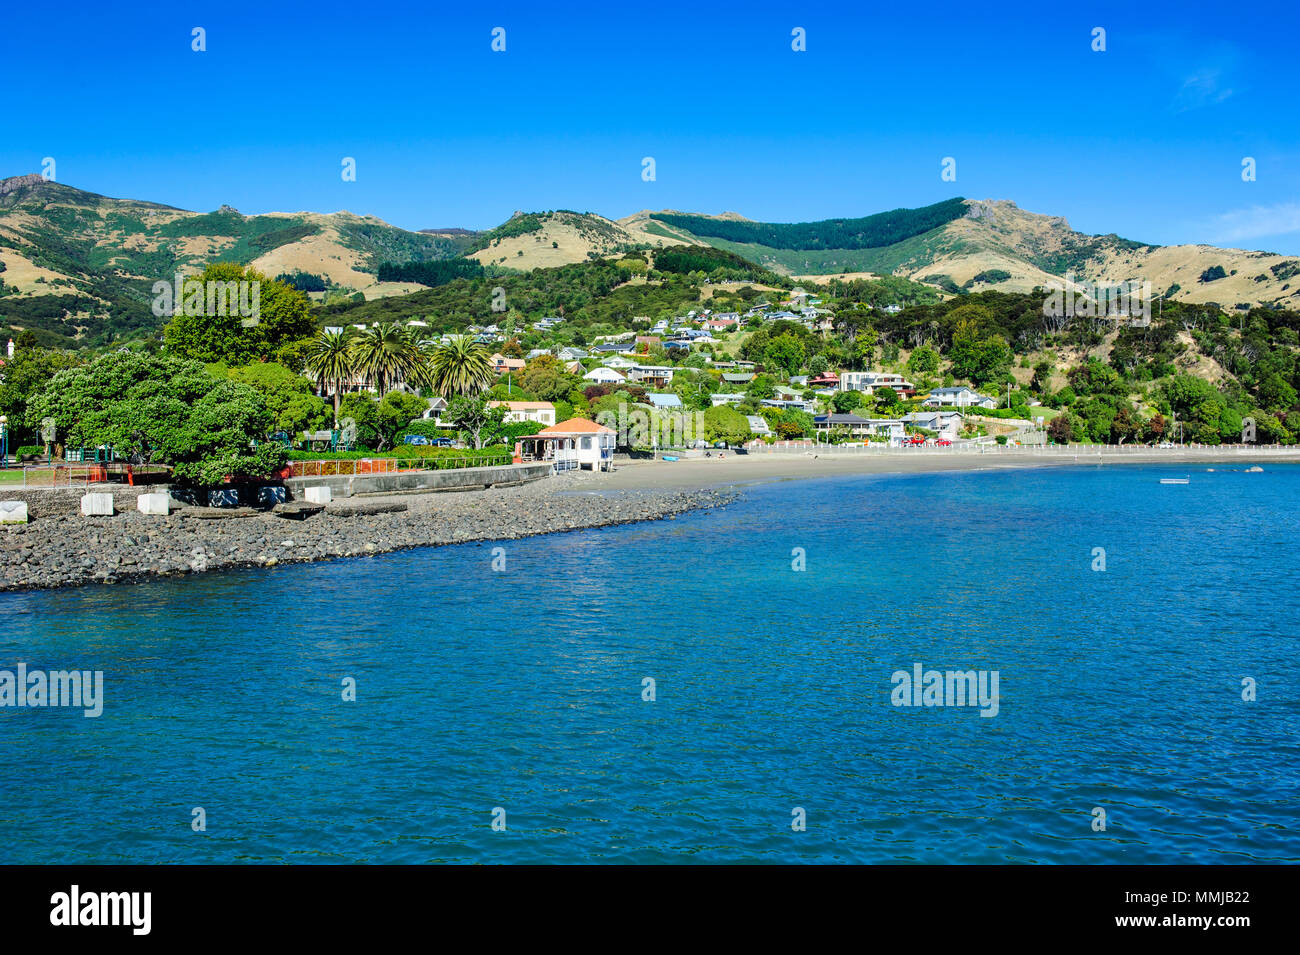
xmin=349 ymin=322 xmax=419 ymax=397
xmin=429 ymin=334 xmax=495 ymax=399
xmin=304 ymin=328 xmax=355 ymax=425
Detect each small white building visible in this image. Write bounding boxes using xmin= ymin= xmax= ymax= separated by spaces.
xmin=520 ymin=418 xmax=615 ymax=471
xmin=839 ymin=371 xmax=914 ymax=395
xmin=488 ymin=401 xmax=556 ymax=427
xmin=924 ymin=387 xmax=996 ymax=409
xmin=583 ymin=366 xmax=626 ymax=384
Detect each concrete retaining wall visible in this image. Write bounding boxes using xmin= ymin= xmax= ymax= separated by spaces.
xmin=3 ymin=461 xmax=552 ymax=517
xmin=0 ymin=484 xmax=154 ymax=518
xmin=283 ymin=461 xmax=552 ymax=499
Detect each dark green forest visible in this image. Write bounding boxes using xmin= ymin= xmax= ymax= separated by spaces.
xmin=650 ymin=198 xmax=969 ymax=251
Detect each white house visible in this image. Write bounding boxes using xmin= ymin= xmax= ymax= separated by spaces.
xmin=602 ymin=355 xmax=636 ymax=370
xmin=520 ymin=418 xmax=615 ymax=471
xmin=746 ymin=415 xmax=772 ymax=438
xmin=924 ymin=387 xmax=996 ymax=409
xmin=488 ymin=401 xmax=557 ymax=427
xmin=583 ymin=366 xmax=626 ymax=384
xmin=839 ymin=371 xmax=914 ymax=395
xmin=418 ymin=396 xmax=449 ymax=420
xmin=905 ymin=411 xmax=964 ymax=439
xmin=711 ymin=393 xmax=746 ymax=407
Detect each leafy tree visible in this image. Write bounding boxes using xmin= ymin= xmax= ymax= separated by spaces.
xmin=763 ymin=333 xmax=806 ymax=376
xmin=0 ymin=347 xmax=84 ymax=444
xmin=444 ymin=394 xmax=506 ymax=449
xmin=747 ymin=374 xmax=776 ymax=400
xmin=948 ymin=317 xmax=1012 ymax=386
xmin=905 ymin=344 xmax=940 ymax=374
xmin=703 ymin=405 xmax=752 ymax=445
xmin=518 ymin=355 xmax=576 ymax=402
xmin=832 ymin=390 xmax=864 ymax=413
xmin=162 ymin=263 xmax=315 ymax=365
xmin=1030 ymin=360 xmax=1053 ymax=394
xmin=874 ymin=388 xmax=903 ymax=414
xmin=27 ymin=352 xmax=284 ymax=484
xmin=337 ymin=392 xmax=381 ymax=447
xmin=1047 ymin=415 xmax=1074 ymax=444
xmin=1256 ymin=373 xmax=1298 ymax=412
xmin=374 ymin=391 xmax=430 ymax=450
xmin=223 ymin=362 xmax=330 ymax=437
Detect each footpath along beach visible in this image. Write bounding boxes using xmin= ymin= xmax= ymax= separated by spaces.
xmin=2 ymin=446 xmax=1298 ymax=593
xmin=591 ymin=445 xmax=1300 ymax=489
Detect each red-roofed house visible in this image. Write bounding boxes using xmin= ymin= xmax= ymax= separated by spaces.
xmin=519 ymin=417 xmax=615 ymax=471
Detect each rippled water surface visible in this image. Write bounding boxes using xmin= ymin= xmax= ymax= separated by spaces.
xmin=1 ymin=464 xmax=1297 ymax=863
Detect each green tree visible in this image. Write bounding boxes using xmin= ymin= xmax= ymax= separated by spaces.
xmin=703 ymin=405 xmax=752 ymax=446
xmin=429 ymin=334 xmax=494 ymax=398
xmin=1257 ymin=373 xmax=1298 ymax=412
xmin=905 ymin=344 xmax=940 ymax=375
xmin=518 ymin=355 xmax=575 ymax=402
xmin=444 ymin=394 xmax=506 ymax=449
xmin=832 ymin=390 xmax=864 ymax=413
xmin=223 ymin=362 xmax=330 ymax=438
xmin=374 ymin=391 xmax=431 ymax=450
xmin=764 ymin=333 xmax=806 ymax=376
xmin=27 ymin=352 xmax=284 ymax=484
xmin=162 ymin=264 xmax=315 ymax=365
xmin=304 ymin=328 xmax=355 ymax=425
xmin=0 ymin=347 xmax=84 ymax=445
xmin=350 ymin=322 xmax=421 ymax=396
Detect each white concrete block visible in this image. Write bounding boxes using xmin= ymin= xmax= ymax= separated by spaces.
xmin=80 ymin=492 xmax=114 ymax=517
xmin=136 ymin=492 xmax=170 ymax=516
xmin=304 ymin=485 xmax=332 ymax=504
xmin=0 ymin=501 xmax=28 ymax=524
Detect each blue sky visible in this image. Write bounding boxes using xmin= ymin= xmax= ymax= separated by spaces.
xmin=3 ymin=0 xmax=1298 ymax=251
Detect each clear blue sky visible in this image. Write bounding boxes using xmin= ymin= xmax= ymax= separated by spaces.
xmin=3 ymin=0 xmax=1298 ymax=251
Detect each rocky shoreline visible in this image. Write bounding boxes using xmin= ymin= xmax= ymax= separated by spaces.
xmin=0 ymin=475 xmax=735 ymax=593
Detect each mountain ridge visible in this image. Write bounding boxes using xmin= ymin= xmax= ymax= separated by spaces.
xmin=2 ymin=175 xmax=1297 ymax=349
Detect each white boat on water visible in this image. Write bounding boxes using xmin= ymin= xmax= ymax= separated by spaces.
xmin=1160 ymin=477 xmax=1190 ymax=484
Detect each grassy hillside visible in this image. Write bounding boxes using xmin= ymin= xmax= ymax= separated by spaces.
xmin=0 ymin=175 xmax=470 ymax=346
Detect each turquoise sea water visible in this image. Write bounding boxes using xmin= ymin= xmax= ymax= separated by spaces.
xmin=1 ymin=464 xmax=1297 ymax=864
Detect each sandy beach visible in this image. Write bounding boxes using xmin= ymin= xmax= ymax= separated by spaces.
xmin=585 ymin=447 xmax=1300 ymax=490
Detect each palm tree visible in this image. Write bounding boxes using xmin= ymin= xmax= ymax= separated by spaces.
xmin=349 ymin=322 xmax=419 ymax=396
xmin=428 ymin=334 xmax=495 ymax=398
xmin=304 ymin=328 xmax=355 ymax=425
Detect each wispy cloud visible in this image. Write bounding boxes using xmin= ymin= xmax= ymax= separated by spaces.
xmin=1211 ymin=203 xmax=1300 ymax=244
xmin=1173 ymin=68 xmax=1234 ymax=112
